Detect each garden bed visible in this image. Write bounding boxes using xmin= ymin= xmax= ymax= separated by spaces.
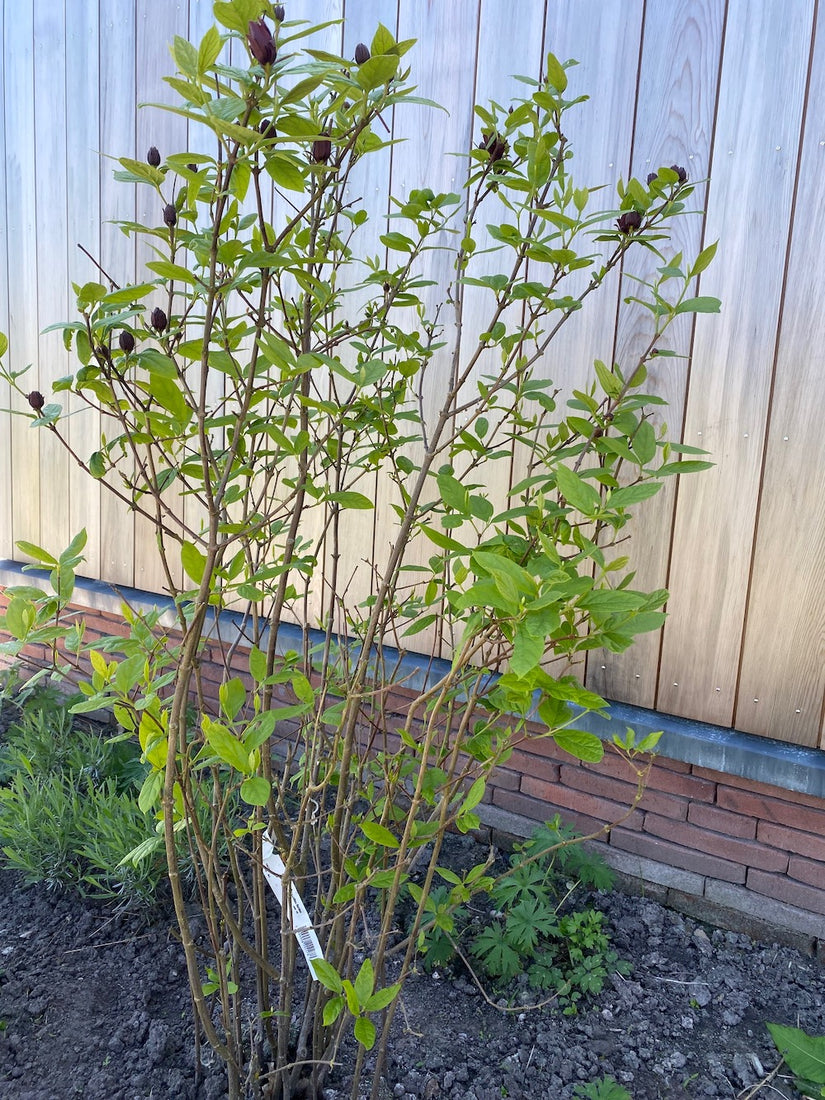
xmin=1 ymin=843 xmax=823 ymax=1100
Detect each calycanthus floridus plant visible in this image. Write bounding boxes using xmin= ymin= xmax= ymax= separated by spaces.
xmin=0 ymin=2 xmax=719 ymax=1097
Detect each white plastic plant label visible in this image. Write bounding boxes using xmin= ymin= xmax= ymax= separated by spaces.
xmin=260 ymin=835 xmax=324 ymax=977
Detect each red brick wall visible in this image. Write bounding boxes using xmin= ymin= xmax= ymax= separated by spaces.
xmin=2 ymin=590 xmax=824 ymax=939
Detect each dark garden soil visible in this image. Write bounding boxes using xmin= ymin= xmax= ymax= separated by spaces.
xmin=1 ymin=843 xmax=824 ymax=1100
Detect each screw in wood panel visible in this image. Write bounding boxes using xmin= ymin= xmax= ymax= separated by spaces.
xmin=795 ymin=708 xmax=801 ymax=714
xmin=672 ymin=682 xmax=678 ymax=688
xmin=753 ymin=698 xmax=759 ymax=703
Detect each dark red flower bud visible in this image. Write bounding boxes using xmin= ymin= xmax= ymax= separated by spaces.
xmin=312 ymin=134 xmax=332 ymax=163
xmin=354 ymin=43 xmax=370 ymax=65
xmin=186 ymin=163 xmax=198 ymax=173
xmin=248 ymin=19 xmax=276 ymax=65
xmin=273 ymin=4 xmax=285 ymax=21
xmin=26 ymin=391 xmax=45 ymax=412
xmin=479 ymin=130 xmax=507 ymax=164
xmin=147 ymin=146 xmax=161 ymax=167
xmin=647 ymin=171 xmax=658 ymax=184
xmin=670 ymin=164 xmax=688 ymax=183
xmin=258 ymin=119 xmax=277 ymax=139
xmin=163 ymin=203 xmax=177 ymax=227
xmin=119 ymin=331 xmax=135 ymax=353
xmin=151 ymin=307 xmax=168 ymax=333
xmin=616 ymin=210 xmax=642 ymax=234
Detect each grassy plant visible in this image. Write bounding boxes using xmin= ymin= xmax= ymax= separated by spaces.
xmin=0 ymin=687 xmax=166 ymax=905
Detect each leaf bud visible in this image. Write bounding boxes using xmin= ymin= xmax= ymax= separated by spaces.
xmin=273 ymin=4 xmax=285 ymax=21
xmin=670 ymin=164 xmax=688 ymax=183
xmin=163 ymin=203 xmax=177 ymax=227
xmin=151 ymin=307 xmax=168 ymax=333
xmin=26 ymin=391 xmax=45 ymax=412
xmin=616 ymin=210 xmax=642 ymax=234
xmin=119 ymin=331 xmax=135 ymax=353
xmin=147 ymin=146 xmax=161 ymax=167
xmin=248 ymin=19 xmax=276 ymax=65
xmin=312 ymin=134 xmax=332 ymax=163
xmin=354 ymin=43 xmax=370 ymax=65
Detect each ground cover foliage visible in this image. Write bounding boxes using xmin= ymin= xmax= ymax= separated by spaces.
xmin=0 ymin=2 xmax=724 ymax=1097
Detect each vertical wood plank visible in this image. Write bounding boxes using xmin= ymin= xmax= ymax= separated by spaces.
xmin=66 ymin=0 xmax=102 ymax=580
xmin=587 ymin=0 xmax=725 ymax=707
xmin=99 ymin=0 xmax=138 ymax=585
xmin=369 ymin=0 xmax=480 ymax=656
xmin=34 ymin=0 xmax=71 ymax=559
xmin=0 ymin=1 xmax=11 ymax=558
xmin=132 ymin=0 xmax=189 ymax=595
xmin=734 ymin=0 xmax=825 ymax=746
xmin=321 ymin=0 xmax=397 ymax=635
xmin=5 ymin=0 xmax=41 ymax=553
xmin=656 ymin=0 xmax=815 ymax=727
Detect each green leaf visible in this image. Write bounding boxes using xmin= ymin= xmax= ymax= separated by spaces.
xmin=767 ymin=1023 xmax=825 ymax=1084
xmin=356 ymin=53 xmax=399 ymax=91
xmin=608 ymin=482 xmax=661 ymax=508
xmin=328 ymin=491 xmax=374 ymax=510
xmin=138 ymin=769 xmax=163 ymax=813
xmin=89 ymin=451 xmax=106 ymax=478
xmin=197 ymin=25 xmax=223 ymax=74
xmin=674 ymin=296 xmax=721 ymax=315
xmin=146 ymin=260 xmax=197 ymax=285
xmin=172 ymin=34 xmax=198 ymax=79
xmin=202 ymin=716 xmax=250 ymax=773
xmin=553 ymin=729 xmax=604 ymax=762
xmin=2 ymin=598 xmax=36 ymax=640
xmin=360 ymin=821 xmax=399 ymax=848
xmin=437 ymin=472 xmax=469 ymax=513
xmin=365 ymin=982 xmax=401 ymax=1012
xmin=322 ymin=996 xmax=344 ymax=1025
xmin=545 ymin=52 xmax=568 ymax=92
xmin=353 ymin=958 xmax=374 ymax=1005
xmin=219 ymin=677 xmax=246 ymax=721
xmin=462 ymin=776 xmax=486 ymax=814
xmin=312 ymin=959 xmax=343 ymax=993
xmin=0 ymin=331 xmax=7 ymax=357
xmin=632 ymin=419 xmax=657 ymax=465
xmin=181 ymin=541 xmax=206 ymax=584
xmin=240 ymin=776 xmax=271 ymax=806
xmin=353 ymin=1016 xmax=376 ymax=1050
xmin=15 ymin=540 xmax=57 ymax=565
xmin=593 ymin=359 xmax=622 ymax=397
xmin=264 ymin=153 xmax=307 ymax=193
xmin=249 ymin=645 xmax=268 ymax=683
xmin=140 ymin=349 xmax=178 ymax=377
xmin=656 ymin=459 xmax=714 ymax=476
xmin=555 ymin=465 xmax=601 ymax=513
xmin=371 ymin=22 xmax=396 ymax=55
xmin=690 ymin=240 xmax=718 ymax=278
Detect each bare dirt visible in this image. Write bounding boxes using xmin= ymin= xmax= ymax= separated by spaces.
xmin=1 ymin=848 xmax=823 ymax=1099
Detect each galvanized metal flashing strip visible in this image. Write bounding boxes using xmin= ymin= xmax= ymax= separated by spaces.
xmin=2 ymin=561 xmax=823 ymax=800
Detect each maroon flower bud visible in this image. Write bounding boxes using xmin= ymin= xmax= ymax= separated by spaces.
xmin=26 ymin=391 xmax=45 ymax=412
xmin=647 ymin=171 xmax=658 ymax=184
xmin=248 ymin=19 xmax=276 ymax=65
xmin=273 ymin=4 xmax=285 ymax=21
xmin=670 ymin=164 xmax=688 ymax=183
xmin=616 ymin=210 xmax=642 ymax=234
xmin=119 ymin=331 xmax=135 ymax=353
xmin=354 ymin=42 xmax=370 ymax=65
xmin=147 ymin=146 xmax=161 ymax=167
xmin=163 ymin=203 xmax=177 ymax=227
xmin=258 ymin=119 xmax=277 ymax=139
xmin=312 ymin=134 xmax=332 ymax=163
xmin=479 ymin=130 xmax=507 ymax=164
xmin=186 ymin=163 xmax=198 ymax=173
xmin=151 ymin=307 xmax=168 ymax=333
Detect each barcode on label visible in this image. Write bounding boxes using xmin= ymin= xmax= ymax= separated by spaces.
xmin=296 ymin=927 xmax=323 ymax=963
xmin=260 ymin=835 xmax=325 ymax=978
